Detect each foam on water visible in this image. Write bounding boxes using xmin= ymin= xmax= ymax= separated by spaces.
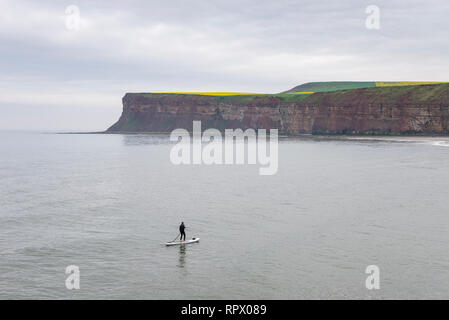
xmin=431 ymin=141 xmax=449 ymax=147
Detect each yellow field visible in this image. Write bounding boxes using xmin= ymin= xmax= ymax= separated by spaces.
xmin=375 ymin=82 xmax=447 ymax=87
xmin=155 ymin=82 xmax=447 ymax=96
xmin=156 ymin=92 xmax=264 ymax=96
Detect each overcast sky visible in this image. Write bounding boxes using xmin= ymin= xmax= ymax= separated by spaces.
xmin=1 ymin=0 xmax=449 ymax=131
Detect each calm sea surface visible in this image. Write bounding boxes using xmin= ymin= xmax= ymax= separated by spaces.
xmin=1 ymin=132 xmax=449 ymax=299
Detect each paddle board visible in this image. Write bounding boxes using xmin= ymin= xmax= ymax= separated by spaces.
xmin=165 ymin=237 xmax=200 ymax=246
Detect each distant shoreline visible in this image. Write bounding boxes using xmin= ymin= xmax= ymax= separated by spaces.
xmin=56 ymin=131 xmax=449 ymax=141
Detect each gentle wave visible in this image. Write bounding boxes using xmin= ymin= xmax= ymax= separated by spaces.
xmin=431 ymin=141 xmax=449 ymax=147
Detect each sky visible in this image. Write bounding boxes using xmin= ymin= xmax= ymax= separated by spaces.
xmin=1 ymin=0 xmax=449 ymax=131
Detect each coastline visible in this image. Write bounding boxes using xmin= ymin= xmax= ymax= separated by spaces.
xmin=55 ymin=131 xmax=449 ymax=144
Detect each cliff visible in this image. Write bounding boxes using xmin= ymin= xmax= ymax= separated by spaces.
xmin=107 ymin=83 xmax=449 ymax=135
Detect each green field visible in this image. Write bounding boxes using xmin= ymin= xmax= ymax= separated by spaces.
xmin=282 ymin=81 xmax=447 ymax=94
xmin=144 ymin=81 xmax=448 ymax=102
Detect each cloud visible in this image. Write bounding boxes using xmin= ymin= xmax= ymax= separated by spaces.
xmin=1 ymin=0 xmax=449 ymax=130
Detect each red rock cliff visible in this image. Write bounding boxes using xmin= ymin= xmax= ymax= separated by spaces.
xmin=108 ymin=84 xmax=449 ymax=135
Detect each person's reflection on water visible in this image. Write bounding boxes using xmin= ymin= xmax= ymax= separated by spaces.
xmin=177 ymin=245 xmax=186 ymax=268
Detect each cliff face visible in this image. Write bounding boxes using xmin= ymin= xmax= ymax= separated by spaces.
xmin=108 ymin=84 xmax=449 ymax=135
xmin=108 ymin=94 xmax=284 ymax=132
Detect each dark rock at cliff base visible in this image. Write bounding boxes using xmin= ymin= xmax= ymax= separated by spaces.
xmin=108 ymin=84 xmax=449 ymax=135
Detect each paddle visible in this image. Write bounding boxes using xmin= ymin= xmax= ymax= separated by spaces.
xmin=170 ymin=233 xmax=180 ymax=242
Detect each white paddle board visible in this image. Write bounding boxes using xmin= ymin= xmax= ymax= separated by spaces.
xmin=165 ymin=237 xmax=200 ymax=246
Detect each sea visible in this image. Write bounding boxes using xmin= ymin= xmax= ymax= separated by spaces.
xmin=1 ymin=131 xmax=449 ymax=299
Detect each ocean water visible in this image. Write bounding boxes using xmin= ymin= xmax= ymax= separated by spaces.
xmin=1 ymin=132 xmax=449 ymax=299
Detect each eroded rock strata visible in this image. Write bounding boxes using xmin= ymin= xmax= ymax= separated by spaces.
xmin=108 ymin=84 xmax=449 ymax=135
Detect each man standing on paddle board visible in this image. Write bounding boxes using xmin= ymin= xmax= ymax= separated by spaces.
xmin=179 ymin=222 xmax=186 ymax=241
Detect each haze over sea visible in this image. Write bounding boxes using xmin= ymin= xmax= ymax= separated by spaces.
xmin=1 ymin=131 xmax=449 ymax=299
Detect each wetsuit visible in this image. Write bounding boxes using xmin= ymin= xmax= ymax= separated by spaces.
xmin=179 ymin=223 xmax=186 ymax=241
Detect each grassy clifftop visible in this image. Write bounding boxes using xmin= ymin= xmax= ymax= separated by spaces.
xmin=299 ymin=82 xmax=449 ymax=105
xmin=283 ymin=81 xmax=447 ymax=94
xmin=140 ymin=92 xmax=313 ymax=103
xmin=130 ymin=82 xmax=449 ymax=109
xmin=142 ymin=81 xmax=448 ymax=100
xmin=132 ymin=81 xmax=449 ymax=107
